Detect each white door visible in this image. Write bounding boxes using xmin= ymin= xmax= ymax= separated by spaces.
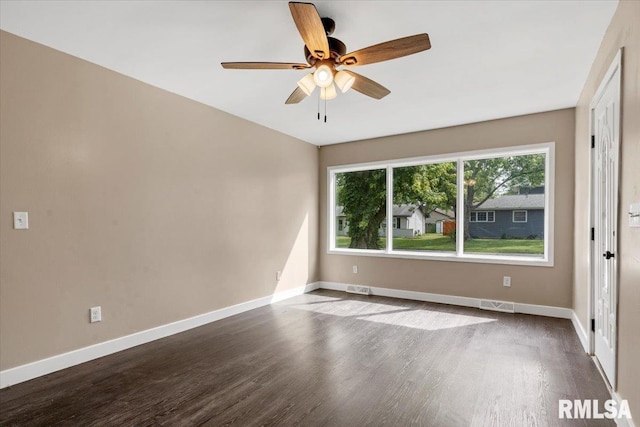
xmin=592 ymin=52 xmax=621 ymax=388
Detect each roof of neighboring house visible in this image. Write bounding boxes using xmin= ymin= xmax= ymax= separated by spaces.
xmin=336 ymin=204 xmax=423 ymax=217
xmin=430 ymin=208 xmax=455 ymax=219
xmin=475 ymin=193 xmax=545 ymax=210
xmin=393 ymin=204 xmax=423 ymax=217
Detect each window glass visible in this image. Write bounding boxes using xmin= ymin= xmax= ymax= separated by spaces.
xmin=463 ymin=154 xmax=545 ymax=257
xmin=391 ymin=162 xmax=457 ymax=252
xmin=335 ymin=169 xmax=386 ymax=250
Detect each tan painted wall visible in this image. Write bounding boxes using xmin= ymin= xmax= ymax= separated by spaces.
xmin=319 ymin=109 xmax=575 ymax=308
xmin=572 ymin=0 xmax=640 ymax=417
xmin=0 ymin=31 xmax=319 ymax=370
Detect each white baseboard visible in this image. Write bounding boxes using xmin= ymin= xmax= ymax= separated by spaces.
xmin=571 ymin=310 xmax=590 ymax=353
xmin=0 ymin=282 xmax=320 ymax=389
xmin=321 ymin=281 xmax=478 ymax=308
xmin=317 ymin=281 xmax=573 ymax=319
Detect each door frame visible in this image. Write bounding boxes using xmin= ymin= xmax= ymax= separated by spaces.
xmin=588 ymin=48 xmax=622 ymax=389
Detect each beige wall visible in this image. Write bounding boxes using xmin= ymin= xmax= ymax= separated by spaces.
xmin=572 ymin=0 xmax=640 ymax=417
xmin=319 ymin=109 xmax=575 ymax=308
xmin=0 ymin=31 xmax=319 ymax=370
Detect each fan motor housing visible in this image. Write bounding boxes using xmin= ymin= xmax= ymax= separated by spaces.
xmin=305 ymin=37 xmax=346 ymax=65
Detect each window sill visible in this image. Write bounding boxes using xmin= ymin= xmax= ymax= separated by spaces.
xmin=327 ymin=248 xmax=553 ymax=267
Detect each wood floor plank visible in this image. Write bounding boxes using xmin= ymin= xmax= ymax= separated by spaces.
xmin=0 ymin=290 xmax=614 ymax=426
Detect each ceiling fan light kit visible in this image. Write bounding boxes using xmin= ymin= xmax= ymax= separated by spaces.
xmin=221 ymin=1 xmax=431 ymax=117
xmin=320 ymin=83 xmax=337 ymax=101
xmin=297 ymin=73 xmax=316 ymax=96
xmin=334 ymin=70 xmax=355 ymax=93
xmin=313 ymin=62 xmax=334 ymax=87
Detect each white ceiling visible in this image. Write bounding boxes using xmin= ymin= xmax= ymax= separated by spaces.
xmin=0 ymin=1 xmax=617 ymax=145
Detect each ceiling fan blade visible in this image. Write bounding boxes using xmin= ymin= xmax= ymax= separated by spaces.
xmin=285 ymin=87 xmax=308 ymax=104
xmin=340 ymin=34 xmax=431 ymax=66
xmin=289 ymin=2 xmax=330 ymax=60
xmin=343 ymin=71 xmax=390 ymax=100
xmin=221 ymin=62 xmax=310 ymax=70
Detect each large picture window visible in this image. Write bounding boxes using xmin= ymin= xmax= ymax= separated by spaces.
xmin=328 ymin=143 xmax=553 ymax=266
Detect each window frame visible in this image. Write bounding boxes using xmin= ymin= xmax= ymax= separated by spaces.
xmin=327 ymin=142 xmax=554 ymax=267
xmin=512 ymin=210 xmax=528 ymax=223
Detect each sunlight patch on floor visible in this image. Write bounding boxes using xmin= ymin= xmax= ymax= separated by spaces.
xmin=361 ymin=309 xmax=496 ymax=331
xmin=287 ymin=297 xmax=497 ymax=331
xmin=289 ymin=299 xmax=408 ymax=317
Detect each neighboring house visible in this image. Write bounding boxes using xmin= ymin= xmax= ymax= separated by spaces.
xmin=470 ymin=187 xmax=545 ymax=239
xmin=425 ymin=209 xmax=455 ymax=234
xmin=336 ymin=204 xmax=426 ymax=237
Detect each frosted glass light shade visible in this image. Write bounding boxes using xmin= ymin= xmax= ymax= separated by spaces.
xmin=297 ymin=73 xmax=316 ymax=96
xmin=334 ymin=70 xmax=355 ymax=93
xmin=313 ymin=64 xmax=334 ymax=88
xmin=320 ymin=83 xmax=337 ymax=100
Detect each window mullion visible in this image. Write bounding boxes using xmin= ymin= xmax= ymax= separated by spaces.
xmin=386 ymin=165 xmax=393 ymax=253
xmin=456 ymin=159 xmax=464 ymax=256
xmin=329 ymin=170 xmax=336 ymax=250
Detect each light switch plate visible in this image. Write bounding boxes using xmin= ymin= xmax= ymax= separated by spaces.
xmin=13 ymin=212 xmax=28 ymax=229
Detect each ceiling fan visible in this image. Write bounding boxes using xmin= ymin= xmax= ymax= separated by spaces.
xmin=221 ymin=2 xmax=431 ymax=108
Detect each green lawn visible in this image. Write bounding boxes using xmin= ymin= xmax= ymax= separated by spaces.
xmin=335 ymin=233 xmax=543 ymax=255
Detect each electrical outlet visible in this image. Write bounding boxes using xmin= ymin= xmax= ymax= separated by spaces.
xmin=90 ymin=306 xmax=102 ymax=323
xmin=352 ymin=265 xmax=358 ymax=274
xmin=276 ymin=271 xmax=281 ymax=281
xmin=503 ymin=276 xmax=511 ymax=287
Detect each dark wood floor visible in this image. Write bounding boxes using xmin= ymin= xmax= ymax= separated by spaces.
xmin=0 ymin=290 xmax=613 ymax=426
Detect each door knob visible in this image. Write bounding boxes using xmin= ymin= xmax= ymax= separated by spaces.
xmin=603 ymin=251 xmax=615 ymax=259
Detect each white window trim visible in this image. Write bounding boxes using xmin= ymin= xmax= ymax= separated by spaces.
xmin=512 ymin=210 xmax=528 ymax=223
xmin=327 ymin=142 xmax=554 ymax=267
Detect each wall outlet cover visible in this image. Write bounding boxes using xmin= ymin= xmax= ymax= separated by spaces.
xmin=90 ymin=306 xmax=102 ymax=323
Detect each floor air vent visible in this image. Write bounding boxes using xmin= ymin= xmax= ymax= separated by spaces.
xmin=479 ymin=300 xmax=515 ymax=313
xmin=346 ymin=285 xmax=371 ymax=295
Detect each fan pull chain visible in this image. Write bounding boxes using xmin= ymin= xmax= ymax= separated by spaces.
xmin=317 ymin=90 xmax=320 ymax=121
xmin=324 ymin=95 xmax=327 ymax=123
